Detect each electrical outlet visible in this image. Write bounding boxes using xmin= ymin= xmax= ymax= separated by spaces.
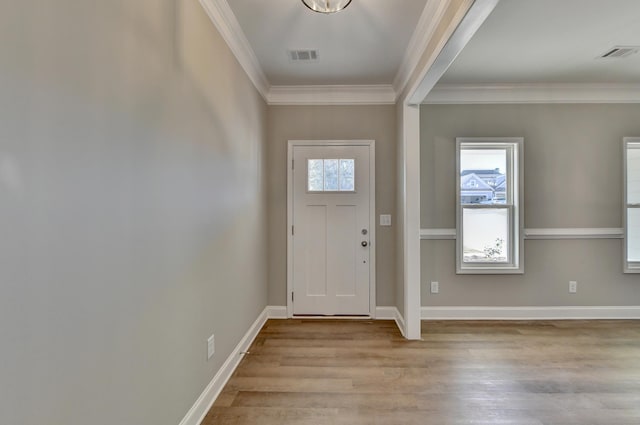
xmin=430 ymin=281 xmax=439 ymax=294
xmin=207 ymin=334 xmax=215 ymax=359
xmin=569 ymin=281 xmax=577 ymax=294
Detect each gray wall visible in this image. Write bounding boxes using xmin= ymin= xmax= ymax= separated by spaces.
xmin=421 ymin=103 xmax=640 ymax=306
xmin=0 ymin=1 xmax=268 ymax=424
xmin=267 ymin=105 xmax=397 ymax=307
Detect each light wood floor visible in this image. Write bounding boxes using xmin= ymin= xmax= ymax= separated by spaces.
xmin=204 ymin=319 xmax=640 ymax=425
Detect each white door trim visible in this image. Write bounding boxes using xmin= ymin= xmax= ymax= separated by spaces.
xmin=287 ymin=140 xmax=376 ymax=318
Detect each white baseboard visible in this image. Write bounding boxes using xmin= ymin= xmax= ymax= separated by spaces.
xmin=265 ymin=305 xmax=287 ymax=319
xmin=260 ymin=305 xmax=408 ymax=336
xmin=180 ymin=303 xmax=639 ymax=425
xmin=179 ymin=304 xmax=413 ymax=425
xmin=375 ymin=306 xmax=406 ymax=337
xmin=422 ymin=306 xmax=640 ymax=320
xmin=178 ymin=307 xmax=270 ymax=425
xmin=374 ymin=306 xmax=397 ymax=319
xmin=395 ymin=310 xmax=407 ymax=337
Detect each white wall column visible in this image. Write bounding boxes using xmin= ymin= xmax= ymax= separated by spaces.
xmin=399 ymin=0 xmax=500 ymax=339
xmin=402 ymin=103 xmax=422 ymax=340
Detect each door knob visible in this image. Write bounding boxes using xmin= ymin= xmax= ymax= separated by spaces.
xmin=361 ymin=241 xmax=368 ymax=247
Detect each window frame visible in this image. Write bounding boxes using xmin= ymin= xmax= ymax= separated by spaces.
xmin=623 ymin=137 xmax=640 ymax=273
xmin=456 ymin=137 xmax=524 ymax=274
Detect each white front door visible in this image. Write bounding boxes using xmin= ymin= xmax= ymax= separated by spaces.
xmin=290 ymin=143 xmax=373 ymax=316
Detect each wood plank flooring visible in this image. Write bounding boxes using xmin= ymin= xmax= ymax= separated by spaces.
xmin=203 ymin=319 xmax=640 ymax=425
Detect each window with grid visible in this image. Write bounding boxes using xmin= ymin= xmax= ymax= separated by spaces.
xmin=456 ymin=138 xmax=524 ymax=274
xmin=624 ymin=138 xmax=640 ymax=273
xmin=307 ymin=159 xmax=355 ymax=192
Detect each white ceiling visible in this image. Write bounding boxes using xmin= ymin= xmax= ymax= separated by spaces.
xmin=227 ymin=0 xmax=429 ymax=86
xmin=439 ymin=0 xmax=640 ymax=85
xmin=220 ymin=0 xmax=640 ymax=104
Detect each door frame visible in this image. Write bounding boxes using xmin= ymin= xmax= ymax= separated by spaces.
xmin=287 ymin=140 xmax=376 ymax=318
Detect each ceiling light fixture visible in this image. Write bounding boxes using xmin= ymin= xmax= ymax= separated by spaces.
xmin=301 ymin=0 xmax=352 ymax=14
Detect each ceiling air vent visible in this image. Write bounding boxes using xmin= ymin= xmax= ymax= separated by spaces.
xmin=288 ymin=49 xmax=319 ymax=62
xmin=598 ymin=46 xmax=639 ymax=59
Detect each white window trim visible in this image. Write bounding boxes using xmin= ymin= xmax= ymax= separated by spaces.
xmin=456 ymin=137 xmax=524 ymax=274
xmin=623 ymin=137 xmax=640 ymax=273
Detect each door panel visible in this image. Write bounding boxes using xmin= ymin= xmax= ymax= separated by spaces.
xmin=292 ymin=144 xmax=371 ymax=316
xmin=332 ymin=204 xmax=357 ymax=296
xmin=305 ymin=205 xmax=327 ymax=296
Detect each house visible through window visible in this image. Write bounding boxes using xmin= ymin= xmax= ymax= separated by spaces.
xmin=456 ymin=138 xmax=524 ymax=274
xmin=624 ymin=138 xmax=640 ymax=272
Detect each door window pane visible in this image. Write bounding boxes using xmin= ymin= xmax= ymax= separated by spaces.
xmin=323 ymin=160 xmax=339 ymax=190
xmin=307 ymin=159 xmax=355 ymax=192
xmin=462 ymin=208 xmax=509 ymax=263
xmin=339 ymin=159 xmax=355 ymax=191
xmin=308 ymin=159 xmax=324 ymax=191
xmin=628 ymin=209 xmax=640 ymax=262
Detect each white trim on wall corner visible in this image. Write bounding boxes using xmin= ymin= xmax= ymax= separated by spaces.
xmin=424 ymin=83 xmax=640 ymax=104
xmin=375 ymin=306 xmax=407 ymax=337
xmin=395 ymin=310 xmax=407 ymax=338
xmin=198 ymin=0 xmax=270 ymax=99
xmin=267 ymin=85 xmax=396 ymax=106
xmin=421 ymin=228 xmax=624 ymax=240
xmin=374 ymin=306 xmax=398 ymax=320
xmin=401 ymin=105 xmax=423 ymax=340
xmin=422 ymin=306 xmax=640 ymax=320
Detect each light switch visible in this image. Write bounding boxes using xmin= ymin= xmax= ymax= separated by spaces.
xmin=207 ymin=334 xmax=215 ymax=359
xmin=380 ymin=214 xmax=392 ymax=226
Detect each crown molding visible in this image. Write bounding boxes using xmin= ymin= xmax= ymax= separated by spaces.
xmin=198 ymin=0 xmax=270 ymax=99
xmin=267 ymin=85 xmax=396 ymax=106
xmin=392 ymin=0 xmax=452 ymax=97
xmin=425 ymin=83 xmax=640 ymax=104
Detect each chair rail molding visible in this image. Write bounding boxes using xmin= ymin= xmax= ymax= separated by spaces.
xmin=421 ymin=227 xmax=624 ymax=240
xmin=420 ymin=228 xmax=457 ymax=239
